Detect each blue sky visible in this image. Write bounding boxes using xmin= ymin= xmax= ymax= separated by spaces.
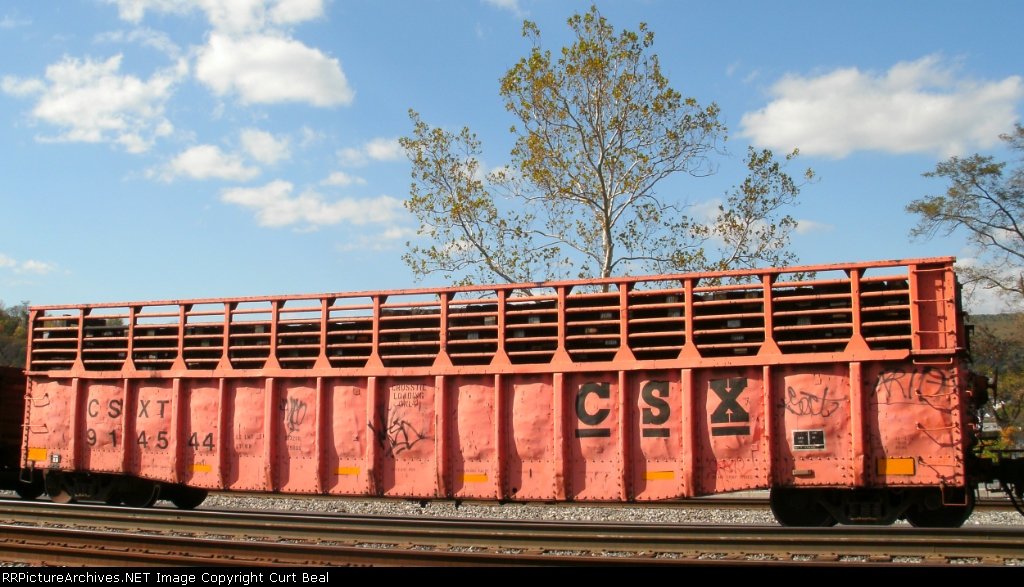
xmin=0 ymin=0 xmax=1022 ymax=312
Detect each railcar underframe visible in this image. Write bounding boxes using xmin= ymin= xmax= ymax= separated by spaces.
xmin=15 ymin=257 xmax=1024 ymax=526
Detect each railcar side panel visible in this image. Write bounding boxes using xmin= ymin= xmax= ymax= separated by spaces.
xmin=183 ymin=379 xmax=221 ymax=489
xmin=631 ymin=371 xmax=685 ymax=500
xmin=506 ymin=376 xmax=555 ymax=501
xmin=379 ymin=377 xmax=437 ymax=498
xmin=698 ymin=367 xmax=769 ymax=495
xmin=774 ymin=364 xmax=853 ymax=487
xmin=26 ymin=379 xmax=72 ymax=470
xmin=326 ymin=378 xmax=368 ymax=495
xmin=131 ymin=380 xmax=175 ymax=483
xmin=866 ymin=363 xmax=963 ymax=486
xmin=275 ymin=378 xmax=317 ymax=493
xmin=81 ymin=381 xmax=125 ymax=474
xmin=225 ymin=379 xmax=266 ymax=491
xmin=450 ymin=375 xmax=499 ymax=499
xmin=569 ymin=372 xmax=623 ymax=501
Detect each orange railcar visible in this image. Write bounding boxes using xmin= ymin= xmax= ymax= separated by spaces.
xmin=16 ymin=257 xmax=1014 ymax=525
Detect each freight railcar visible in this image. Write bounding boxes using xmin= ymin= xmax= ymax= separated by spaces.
xmin=14 ymin=257 xmax=1024 ymax=526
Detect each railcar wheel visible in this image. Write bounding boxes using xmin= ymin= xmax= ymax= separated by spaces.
xmin=15 ymin=479 xmax=45 ymax=501
xmin=905 ymin=490 xmax=974 ymax=528
xmin=43 ymin=472 xmax=75 ymax=504
xmin=104 ymin=491 xmax=122 ymax=506
xmin=119 ymin=478 xmax=159 ymax=508
xmin=770 ymin=487 xmax=836 ymax=527
xmin=170 ymin=486 xmax=208 ymax=510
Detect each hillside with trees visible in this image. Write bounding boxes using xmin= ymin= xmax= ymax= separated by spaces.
xmin=0 ymin=302 xmax=29 ymax=369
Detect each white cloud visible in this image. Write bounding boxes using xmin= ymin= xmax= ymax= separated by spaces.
xmin=382 ymin=226 xmax=417 ymax=240
xmin=299 ymin=125 xmax=323 ymax=147
xmin=320 ymin=171 xmax=366 ymax=187
xmin=17 ymin=261 xmax=57 ymax=275
xmin=102 ymin=2 xmax=349 ymax=109
xmin=340 ymin=226 xmax=418 ymax=251
xmin=365 ymin=138 xmax=403 ymax=161
xmin=222 ymin=180 xmax=403 ymax=228
xmin=0 ymin=254 xmax=57 ymax=274
xmin=741 ymin=56 xmax=1024 ymax=159
xmin=160 ymin=144 xmax=260 ymax=181
xmin=195 ymin=32 xmax=353 ymax=106
xmin=95 ymin=27 xmax=181 ymax=57
xmin=239 ymin=128 xmax=289 ymax=164
xmin=794 ymin=219 xmax=834 ymax=234
xmin=338 ymin=138 xmax=404 ymax=167
xmin=104 ymin=0 xmax=324 ymax=34
xmin=1 ymin=77 xmax=44 ymax=97
xmin=482 ymin=0 xmax=526 ymax=17
xmin=337 ymin=147 xmax=366 ymax=167
xmin=1 ymin=54 xmax=185 ymax=153
xmin=0 ymin=14 xmax=32 ymax=28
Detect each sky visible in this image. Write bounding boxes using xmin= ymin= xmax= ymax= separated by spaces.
xmin=0 ymin=0 xmax=1022 ymax=312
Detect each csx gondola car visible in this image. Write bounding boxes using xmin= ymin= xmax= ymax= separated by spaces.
xmin=12 ymin=257 xmax=1024 ymax=526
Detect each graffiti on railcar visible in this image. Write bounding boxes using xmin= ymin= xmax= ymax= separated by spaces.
xmin=874 ymin=367 xmax=951 ymax=402
xmin=783 ymin=385 xmax=841 ymax=418
xmin=281 ymin=397 xmax=308 ymax=433
xmin=709 ymin=378 xmax=750 ymax=436
xmin=369 ymin=408 xmax=431 ymax=456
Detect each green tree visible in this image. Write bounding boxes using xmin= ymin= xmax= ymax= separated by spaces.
xmin=968 ymin=320 xmax=1024 ymax=449
xmin=0 ymin=301 xmax=29 ymax=369
xmin=907 ymin=124 xmax=1024 ymax=306
xmin=400 ymin=7 xmax=812 ymax=286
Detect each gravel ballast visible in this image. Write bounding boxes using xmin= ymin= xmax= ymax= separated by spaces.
xmin=199 ymin=493 xmax=1024 ymax=526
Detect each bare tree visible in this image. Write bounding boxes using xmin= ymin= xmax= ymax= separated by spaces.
xmin=908 ymin=124 xmax=1024 ymax=306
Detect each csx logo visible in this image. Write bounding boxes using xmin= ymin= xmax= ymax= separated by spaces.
xmin=575 ymin=378 xmax=750 ymax=438
xmin=575 ymin=381 xmax=671 ymax=438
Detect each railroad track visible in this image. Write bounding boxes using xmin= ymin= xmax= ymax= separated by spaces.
xmin=0 ymin=499 xmax=1022 ymax=566
xmin=208 ymin=492 xmax=1020 ymax=512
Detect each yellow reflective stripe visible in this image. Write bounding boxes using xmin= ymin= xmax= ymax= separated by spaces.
xmin=26 ymin=448 xmax=47 ymax=461
xmin=643 ymin=471 xmax=674 ymax=481
xmin=190 ymin=464 xmax=212 ymax=473
xmin=876 ymin=458 xmax=915 ymax=476
xmin=460 ymin=474 xmax=488 ymax=483
xmin=334 ymin=467 xmax=360 ymax=476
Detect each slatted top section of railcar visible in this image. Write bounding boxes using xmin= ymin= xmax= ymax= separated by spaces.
xmin=25 ymin=257 xmax=963 ymax=374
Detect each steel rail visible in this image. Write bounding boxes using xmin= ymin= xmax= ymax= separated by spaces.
xmin=205 ymin=493 xmax=1021 ymax=512
xmin=0 ymin=499 xmax=1021 ymax=565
